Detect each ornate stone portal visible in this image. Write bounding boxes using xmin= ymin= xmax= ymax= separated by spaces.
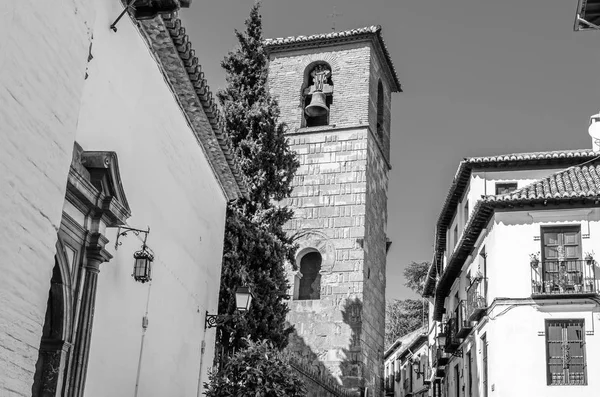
xmin=31 ymin=143 xmax=131 ymax=397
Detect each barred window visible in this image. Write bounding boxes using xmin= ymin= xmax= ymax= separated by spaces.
xmin=546 ymin=319 xmax=587 ymax=385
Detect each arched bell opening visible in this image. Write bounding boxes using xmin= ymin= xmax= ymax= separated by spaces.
xmin=301 ymin=62 xmax=333 ymax=127
xmin=32 ymin=238 xmax=72 ymax=397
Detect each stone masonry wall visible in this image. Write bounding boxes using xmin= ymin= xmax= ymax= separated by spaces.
xmin=283 ymin=127 xmax=368 ymax=391
xmin=268 ymin=40 xmax=391 ymax=395
xmin=361 ymin=135 xmax=389 ymax=396
xmin=268 ymin=42 xmax=371 ymax=133
xmin=0 ymin=2 xmax=95 ymax=395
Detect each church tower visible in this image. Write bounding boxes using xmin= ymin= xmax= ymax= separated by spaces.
xmin=265 ymin=26 xmax=400 ymax=395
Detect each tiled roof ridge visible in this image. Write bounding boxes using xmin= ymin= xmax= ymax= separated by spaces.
xmin=264 ymin=25 xmax=401 ymax=92
xmin=264 ymin=25 xmax=381 ymax=46
xmin=484 ymin=159 xmax=600 ymax=202
xmin=160 ymin=14 xmax=247 ymax=199
xmin=384 ymin=325 xmax=427 ymax=358
xmin=423 ymin=148 xmax=598 ymax=297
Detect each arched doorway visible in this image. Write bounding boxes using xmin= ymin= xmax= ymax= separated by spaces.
xmin=32 ymin=238 xmax=72 ymax=397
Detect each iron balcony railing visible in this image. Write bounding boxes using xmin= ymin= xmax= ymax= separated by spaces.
xmin=466 ymin=277 xmax=487 ymax=322
xmin=444 ymin=317 xmax=460 ymax=353
xmin=456 ymin=300 xmax=472 ymax=338
xmin=531 ymin=260 xmax=598 ymax=297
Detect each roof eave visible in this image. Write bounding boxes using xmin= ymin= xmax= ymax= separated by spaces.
xmin=138 ymin=15 xmax=248 ymax=202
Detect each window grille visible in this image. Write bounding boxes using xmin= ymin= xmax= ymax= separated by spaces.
xmin=546 ymin=319 xmax=587 ymax=386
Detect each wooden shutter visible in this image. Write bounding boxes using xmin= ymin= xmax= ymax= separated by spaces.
xmin=546 ymin=319 xmax=586 ymax=385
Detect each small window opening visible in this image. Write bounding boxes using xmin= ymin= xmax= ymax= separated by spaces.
xmin=377 ymin=80 xmax=385 ymax=138
xmin=298 ymin=252 xmax=322 ymax=300
xmin=495 ymin=182 xmax=518 ymax=195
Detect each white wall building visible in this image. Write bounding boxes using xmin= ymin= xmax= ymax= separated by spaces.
xmin=384 ymin=327 xmax=430 ymax=397
xmin=423 ymin=148 xmax=600 ymax=397
xmin=0 ymin=1 xmax=246 ymax=396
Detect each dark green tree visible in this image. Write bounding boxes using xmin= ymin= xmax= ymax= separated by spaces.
xmin=215 ymin=2 xmax=299 ymax=356
xmin=204 ymin=339 xmax=307 ymax=397
xmin=385 ymin=261 xmax=430 ymax=348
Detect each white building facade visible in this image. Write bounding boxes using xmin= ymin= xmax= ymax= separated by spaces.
xmin=0 ymin=1 xmax=246 ymax=396
xmin=384 ymin=327 xmax=431 ymax=397
xmin=423 ymin=149 xmax=600 ymax=397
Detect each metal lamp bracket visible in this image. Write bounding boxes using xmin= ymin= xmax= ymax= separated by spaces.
xmin=110 ymin=0 xmax=138 ymax=32
xmin=115 ymin=226 xmax=150 ymax=250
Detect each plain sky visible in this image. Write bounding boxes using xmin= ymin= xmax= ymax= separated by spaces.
xmin=180 ymin=0 xmax=600 ymax=301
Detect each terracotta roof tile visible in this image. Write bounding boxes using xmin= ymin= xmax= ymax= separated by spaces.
xmin=486 ymin=163 xmax=600 ymax=202
xmin=139 ymin=15 xmax=247 ymax=201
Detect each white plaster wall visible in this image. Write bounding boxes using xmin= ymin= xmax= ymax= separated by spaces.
xmin=76 ymin=2 xmax=227 ymax=396
xmin=0 ymin=1 xmax=95 ymax=394
xmin=484 ymin=209 xmax=600 ymax=301
xmin=479 ymin=305 xmax=600 ymax=397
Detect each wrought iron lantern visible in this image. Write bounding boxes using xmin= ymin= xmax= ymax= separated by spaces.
xmin=205 ymin=286 xmax=254 ymax=329
xmin=133 ymin=245 xmax=154 ymax=283
xmin=436 ymin=333 xmax=446 ymax=347
xmin=235 ymin=286 xmax=254 ymax=312
xmin=114 ymin=225 xmax=153 ymax=283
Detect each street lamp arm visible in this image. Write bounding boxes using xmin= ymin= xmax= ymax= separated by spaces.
xmin=204 ymin=312 xmax=239 ymax=329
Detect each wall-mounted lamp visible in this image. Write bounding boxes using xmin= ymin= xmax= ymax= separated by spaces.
xmin=114 ymin=226 xmax=153 ymax=283
xmin=436 ymin=333 xmax=447 ymax=347
xmin=412 ymin=358 xmax=425 ymax=376
xmin=205 ymin=286 xmax=254 ymax=329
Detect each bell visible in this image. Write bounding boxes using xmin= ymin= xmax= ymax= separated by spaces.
xmin=305 ymin=92 xmax=329 ymax=118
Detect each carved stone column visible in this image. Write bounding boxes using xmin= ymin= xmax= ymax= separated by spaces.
xmin=66 ymin=233 xmax=112 ymax=397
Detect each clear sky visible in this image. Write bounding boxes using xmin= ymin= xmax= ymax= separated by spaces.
xmin=180 ymin=0 xmax=600 ymax=301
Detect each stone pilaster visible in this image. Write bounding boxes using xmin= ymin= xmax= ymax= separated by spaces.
xmin=66 ymin=233 xmax=112 ymax=397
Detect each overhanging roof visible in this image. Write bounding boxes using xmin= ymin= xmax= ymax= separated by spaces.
xmin=138 ymin=15 xmax=247 ymax=201
xmin=432 ymin=160 xmax=600 ymax=320
xmin=575 ymin=0 xmax=600 ymax=31
xmin=423 ymin=149 xmax=598 ymax=298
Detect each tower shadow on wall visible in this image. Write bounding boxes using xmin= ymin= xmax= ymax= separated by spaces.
xmin=285 ymin=297 xmax=364 ymax=397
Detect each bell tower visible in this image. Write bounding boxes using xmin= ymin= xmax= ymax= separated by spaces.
xmin=265 ymin=26 xmax=400 ymax=395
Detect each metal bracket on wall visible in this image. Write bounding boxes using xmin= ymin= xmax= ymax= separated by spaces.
xmin=114 ymin=226 xmax=150 ymax=250
xmin=110 ymin=0 xmax=138 ymax=32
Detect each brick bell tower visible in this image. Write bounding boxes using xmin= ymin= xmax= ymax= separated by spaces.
xmin=265 ymin=26 xmax=401 ymax=395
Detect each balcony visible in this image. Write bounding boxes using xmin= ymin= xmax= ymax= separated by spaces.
xmin=443 ymin=317 xmax=461 ymax=354
xmin=466 ymin=277 xmax=487 ymax=322
xmin=456 ymin=301 xmax=472 ymax=338
xmin=531 ymin=260 xmax=598 ymax=298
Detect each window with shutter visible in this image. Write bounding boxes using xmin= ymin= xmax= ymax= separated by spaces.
xmin=545 ymin=319 xmax=587 ymax=386
xmin=541 ymin=226 xmax=583 ymax=294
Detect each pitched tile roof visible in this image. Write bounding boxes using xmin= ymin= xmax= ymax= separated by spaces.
xmin=486 ymin=162 xmax=600 ymax=201
xmin=384 ymin=326 xmax=428 ymax=360
xmin=431 ymin=159 xmax=600 ymax=320
xmin=264 ymin=26 xmax=401 ymax=92
xmin=138 ymin=15 xmax=247 ymax=201
xmin=423 ymin=149 xmax=599 ymax=297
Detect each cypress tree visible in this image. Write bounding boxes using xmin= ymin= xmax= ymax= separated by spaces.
xmin=215 ymin=2 xmax=299 ymax=355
